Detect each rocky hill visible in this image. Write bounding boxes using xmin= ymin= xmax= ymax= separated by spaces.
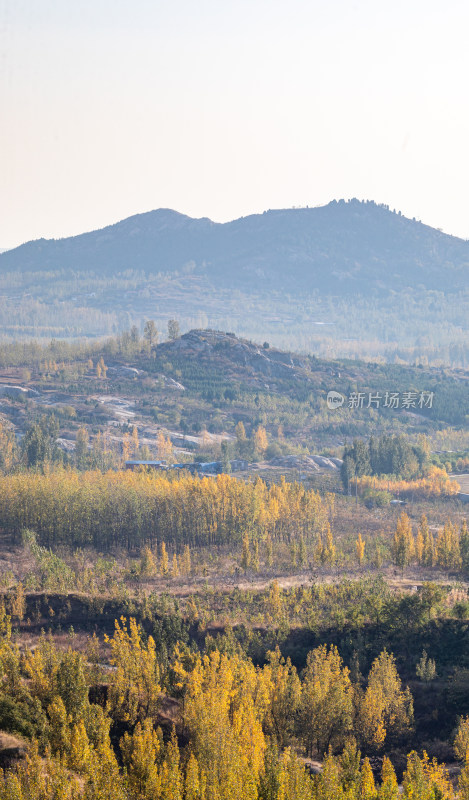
xmin=158 ymin=329 xmax=310 ymax=383
xmin=155 ymin=329 xmax=469 ymax=428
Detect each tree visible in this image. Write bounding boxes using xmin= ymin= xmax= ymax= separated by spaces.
xmin=55 ymin=649 xmax=88 ymax=719
xmin=342 ymin=439 xmax=371 ymax=481
xmin=391 ymin=513 xmax=414 ymax=570
xmin=266 ymin=580 xmax=284 ymax=625
xmin=131 ymin=426 xmax=139 ymax=455
xmin=416 ymin=650 xmax=436 ymax=683
xmin=68 ymin=719 xmax=91 ymax=774
xmin=454 ymin=715 xmax=469 ymax=761
xmin=274 ymin=747 xmax=315 ymax=800
xmin=10 ymin=582 xmax=26 ymax=623
xmin=143 ymin=320 xmax=158 ymax=350
xmin=0 ymin=421 xmax=17 ymax=472
xmin=360 ymin=757 xmax=377 ymax=800
xmin=378 ymin=757 xmax=399 ymax=800
xmin=120 ymin=718 xmax=162 ymax=798
xmin=265 ymin=647 xmax=301 ymax=748
xmin=252 ymin=541 xmax=260 ymax=572
xmin=235 ymin=421 xmax=249 ymax=458
xmin=75 ymin=427 xmax=89 ymax=469
xmin=291 ymin=541 xmax=298 ymax=568
xmin=300 ymin=644 xmax=353 ymax=756
xmin=319 ymin=524 xmax=336 ymax=566
xmin=460 ymin=520 xmax=469 ymax=572
xmin=235 ymin=421 xmax=247 ymax=443
xmin=176 ymin=649 xmax=266 ymax=800
xmin=359 ymin=650 xmax=413 ymax=751
xmin=140 ymin=547 xmax=157 ymax=578
xmin=341 ymin=455 xmax=356 ymax=493
xmin=184 ymin=753 xmax=202 ymax=800
xmin=157 ymin=431 xmax=173 ymax=461
xmin=221 ymin=440 xmax=232 ymax=474
xmin=254 ymin=426 xmax=268 ymax=457
xmin=419 ymin=514 xmax=434 ymax=567
xmin=402 ymin=751 xmax=454 ymax=799
xmin=299 ymin=535 xmax=307 ymax=568
xmin=355 ymin=534 xmax=365 ymax=566
xmin=459 ymin=756 xmax=469 ymax=800
xmin=130 ymin=324 xmax=140 ymax=346
xmin=167 ymin=319 xmax=180 ymax=341
xmin=160 ymin=542 xmax=169 ymax=576
xmin=22 ymin=415 xmax=60 ymax=467
xmin=180 ymin=545 xmax=191 ymax=576
xmin=122 ymin=433 xmax=131 ymax=463
xmin=171 ymin=553 xmax=179 ymax=577
xmin=85 ymin=733 xmax=127 ymax=800
xmin=105 ymin=617 xmax=161 ymax=724
xmin=241 ymin=534 xmax=251 ymax=571
xmin=436 ymin=521 xmax=461 ymax=570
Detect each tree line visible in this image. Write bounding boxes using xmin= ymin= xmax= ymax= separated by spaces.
xmin=0 ymin=469 xmax=330 ymax=551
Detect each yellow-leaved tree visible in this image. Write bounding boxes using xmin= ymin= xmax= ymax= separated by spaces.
xmin=264 ymin=646 xmax=301 ymax=747
xmin=359 ymin=650 xmax=413 ymax=752
xmin=355 ymin=534 xmax=365 ymax=566
xmin=402 ymin=751 xmax=454 ymax=799
xmin=105 ymin=617 xmax=160 ymax=724
xmin=173 ymin=648 xmax=268 ymax=800
xmin=300 ymin=644 xmax=353 ymax=756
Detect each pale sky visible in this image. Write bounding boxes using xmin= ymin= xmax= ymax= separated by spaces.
xmin=1 ymin=0 xmax=469 ymax=249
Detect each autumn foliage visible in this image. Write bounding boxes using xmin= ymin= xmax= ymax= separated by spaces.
xmin=355 ymin=466 xmax=460 ymax=499
xmin=0 ymin=469 xmax=329 ymax=550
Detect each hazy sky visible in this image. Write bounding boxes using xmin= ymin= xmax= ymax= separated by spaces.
xmin=1 ymin=0 xmax=469 ymax=249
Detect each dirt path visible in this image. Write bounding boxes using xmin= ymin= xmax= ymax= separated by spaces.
xmin=141 ymin=568 xmax=469 ymax=599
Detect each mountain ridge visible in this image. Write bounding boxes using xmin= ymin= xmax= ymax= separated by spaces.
xmin=2 ymin=199 xmax=468 ymax=295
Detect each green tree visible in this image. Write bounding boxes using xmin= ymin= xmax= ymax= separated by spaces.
xmin=55 ymin=649 xmax=88 ymax=718
xmin=75 ymin=427 xmax=89 ymax=469
xmin=143 ymin=320 xmax=158 ymax=350
xmin=460 ymin=520 xmax=469 ymax=572
xmin=416 ymin=650 xmax=436 ymax=683
xmin=22 ymin=415 xmax=60 ymax=467
xmin=167 ymin=319 xmax=180 ymax=340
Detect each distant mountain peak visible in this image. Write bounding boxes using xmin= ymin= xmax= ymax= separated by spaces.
xmin=1 ymin=201 xmax=467 ymax=294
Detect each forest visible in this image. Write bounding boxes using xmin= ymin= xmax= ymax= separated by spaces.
xmin=0 ymin=327 xmax=464 ymax=796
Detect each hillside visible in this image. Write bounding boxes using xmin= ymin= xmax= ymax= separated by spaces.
xmin=2 ymin=199 xmax=469 ymax=294
xmin=154 ymin=329 xmax=469 ymax=427
xmin=0 ymin=329 xmax=465 ymax=457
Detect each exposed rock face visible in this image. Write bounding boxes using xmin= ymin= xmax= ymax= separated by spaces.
xmin=267 ymin=455 xmax=342 ymax=471
xmin=0 ymin=385 xmax=39 ymax=399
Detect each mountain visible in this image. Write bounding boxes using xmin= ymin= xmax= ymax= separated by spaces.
xmin=1 ymin=199 xmax=468 ymax=294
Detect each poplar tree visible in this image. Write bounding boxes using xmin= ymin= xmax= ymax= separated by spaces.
xmin=355 ymin=534 xmax=365 ymax=566
xmin=160 ymin=543 xmax=169 ymax=576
